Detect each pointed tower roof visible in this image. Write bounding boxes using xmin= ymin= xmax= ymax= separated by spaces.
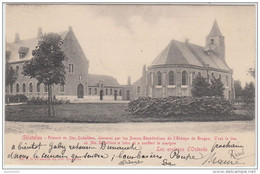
xmin=208 ymin=20 xmax=223 ymax=37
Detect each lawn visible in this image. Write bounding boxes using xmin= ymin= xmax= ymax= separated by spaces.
xmin=5 ymin=103 xmax=255 ymax=123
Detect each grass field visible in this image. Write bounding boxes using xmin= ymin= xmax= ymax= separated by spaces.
xmin=5 ymin=103 xmax=255 ymax=123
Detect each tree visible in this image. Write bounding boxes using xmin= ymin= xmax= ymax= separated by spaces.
xmin=248 ymin=67 xmax=255 ymax=78
xmin=6 ymin=63 xmax=17 ymax=88
xmin=242 ymin=82 xmax=255 ymax=105
xmin=23 ymin=33 xmax=67 ymax=117
xmin=191 ymin=75 xmax=225 ymax=98
xmin=191 ymin=75 xmax=210 ymax=97
xmin=234 ymin=80 xmax=243 ymax=101
xmin=209 ymin=77 xmax=224 ymax=97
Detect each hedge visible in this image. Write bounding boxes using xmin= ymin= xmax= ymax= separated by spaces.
xmin=27 ymin=97 xmax=70 ymax=105
xmin=127 ymin=96 xmax=235 ymax=117
xmin=6 ymin=94 xmax=28 ymax=103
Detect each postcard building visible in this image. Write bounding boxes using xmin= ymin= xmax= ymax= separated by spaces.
xmin=131 ymin=20 xmax=235 ymax=100
xmin=5 ymin=20 xmax=234 ymax=101
xmin=5 ymin=27 xmax=126 ymax=101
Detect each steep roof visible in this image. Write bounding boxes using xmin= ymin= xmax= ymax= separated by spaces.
xmin=88 ymin=74 xmax=120 ymax=87
xmin=6 ymin=30 xmax=69 ymax=63
xmin=208 ymin=20 xmax=223 ymax=37
xmin=151 ymin=39 xmax=231 ymax=72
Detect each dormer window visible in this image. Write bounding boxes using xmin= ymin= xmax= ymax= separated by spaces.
xmin=18 ymin=47 xmax=29 ymax=59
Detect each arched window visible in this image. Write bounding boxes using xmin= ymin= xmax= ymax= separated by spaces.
xmin=89 ymin=88 xmax=92 ymax=95
xmin=95 ymin=88 xmax=97 ymax=95
xmin=22 ymin=83 xmax=26 ymax=93
xmin=110 ymin=89 xmax=112 ymax=95
xmin=211 ymin=72 xmax=215 ymax=79
xmin=182 ymin=71 xmax=188 ymax=85
xmin=211 ymin=38 xmax=214 ymax=44
xmin=37 ymin=82 xmax=40 ymax=93
xmin=119 ymin=90 xmax=122 ymax=96
xmin=44 ymin=84 xmax=48 ymax=93
xmin=16 ymin=65 xmax=19 ymax=75
xmin=226 ymin=76 xmax=228 ymax=86
xmin=60 ymin=84 xmax=65 ymax=92
xmin=16 ymin=83 xmax=19 ymax=93
xmin=157 ymin=71 xmax=162 ymax=86
xmin=137 ymin=86 xmax=141 ymax=93
xmin=168 ymin=70 xmax=175 ymax=85
xmin=29 ymin=83 xmax=33 ymax=93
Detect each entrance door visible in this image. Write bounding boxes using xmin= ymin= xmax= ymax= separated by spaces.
xmin=126 ymin=90 xmax=130 ymax=100
xmin=77 ymin=84 xmax=84 ymax=98
xmin=100 ymin=90 xmax=103 ymax=100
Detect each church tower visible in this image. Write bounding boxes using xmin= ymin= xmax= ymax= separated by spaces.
xmin=205 ymin=20 xmax=225 ymax=61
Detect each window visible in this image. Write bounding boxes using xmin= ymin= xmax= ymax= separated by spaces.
xmin=211 ymin=72 xmax=215 ymax=80
xmin=168 ymin=70 xmax=175 ymax=85
xmin=157 ymin=71 xmax=162 ymax=86
xmin=182 ymin=71 xmax=188 ymax=85
xmin=22 ymin=83 xmax=26 ymax=93
xmin=110 ymin=89 xmax=112 ymax=95
xmin=226 ymin=76 xmax=228 ymax=86
xmin=89 ymin=88 xmax=92 ymax=95
xmin=16 ymin=65 xmax=19 ymax=75
xmin=19 ymin=53 xmax=26 ymax=59
xmin=119 ymin=90 xmax=122 ymax=96
xmin=10 ymin=84 xmax=13 ymax=93
xmin=95 ymin=88 xmax=97 ymax=95
xmin=137 ymin=86 xmax=141 ymax=93
xmin=79 ymin=74 xmax=82 ymax=81
xmin=219 ymin=74 xmax=222 ymax=82
xmin=29 ymin=83 xmax=33 ymax=93
xmin=198 ymin=72 xmax=201 ymax=77
xmin=69 ymin=64 xmax=74 ymax=73
xmin=106 ymin=89 xmax=108 ymax=95
xmin=60 ymin=84 xmax=65 ymax=93
xmin=16 ymin=83 xmax=19 ymax=93
xmin=44 ymin=84 xmax=48 ymax=93
xmin=211 ymin=38 xmax=214 ymax=44
xmin=36 ymin=82 xmax=40 ymax=93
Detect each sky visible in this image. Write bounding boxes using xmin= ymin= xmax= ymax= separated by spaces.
xmin=5 ymin=4 xmax=256 ymax=86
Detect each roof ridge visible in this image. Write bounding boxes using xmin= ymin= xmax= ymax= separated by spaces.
xmin=169 ymin=40 xmax=189 ymax=64
xmin=186 ymin=43 xmax=207 ymax=67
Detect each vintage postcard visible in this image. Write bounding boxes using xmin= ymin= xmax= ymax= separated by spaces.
xmin=3 ymin=3 xmax=257 ymax=170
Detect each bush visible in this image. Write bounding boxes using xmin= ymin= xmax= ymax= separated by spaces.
xmin=27 ymin=97 xmax=70 ymax=105
xmin=127 ymin=96 xmax=234 ymax=117
xmin=6 ymin=94 xmax=28 ymax=103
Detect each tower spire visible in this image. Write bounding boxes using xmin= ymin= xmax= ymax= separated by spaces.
xmin=208 ymin=20 xmax=223 ymax=37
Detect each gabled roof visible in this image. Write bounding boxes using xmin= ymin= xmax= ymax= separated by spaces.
xmin=6 ymin=30 xmax=69 ymax=63
xmin=88 ymin=74 xmax=120 ymax=87
xmin=208 ymin=20 xmax=223 ymax=37
xmin=151 ymin=39 xmax=231 ymax=72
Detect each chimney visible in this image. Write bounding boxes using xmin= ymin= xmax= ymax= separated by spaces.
xmin=69 ymin=26 xmax=72 ymax=31
xmin=185 ymin=38 xmax=189 ymax=44
xmin=127 ymin=76 xmax=131 ymax=86
xmin=14 ymin=33 xmax=20 ymax=43
xmin=37 ymin=27 xmax=43 ymax=39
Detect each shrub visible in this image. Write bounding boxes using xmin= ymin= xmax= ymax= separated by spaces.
xmin=27 ymin=97 xmax=70 ymax=105
xmin=127 ymin=96 xmax=234 ymax=117
xmin=6 ymin=94 xmax=28 ymax=103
